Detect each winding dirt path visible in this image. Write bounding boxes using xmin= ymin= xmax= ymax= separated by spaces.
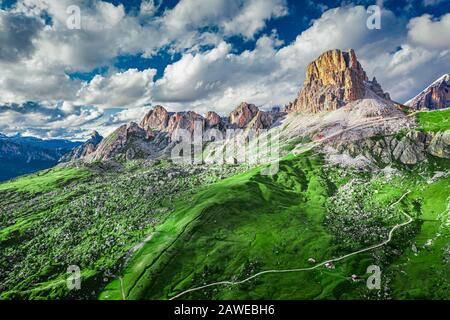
xmin=168 ymin=191 xmax=412 ymax=300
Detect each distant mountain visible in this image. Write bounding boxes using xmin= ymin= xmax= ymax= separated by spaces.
xmin=59 ymin=131 xmax=103 ymax=162
xmin=84 ymin=102 xmax=284 ymax=162
xmin=0 ymin=134 xmax=81 ymax=182
xmin=405 ymin=74 xmax=450 ymax=110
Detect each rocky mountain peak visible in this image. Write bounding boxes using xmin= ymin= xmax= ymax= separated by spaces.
xmin=88 ymin=122 xmax=153 ymax=161
xmin=205 ymin=111 xmax=222 ymax=128
xmin=88 ymin=130 xmax=103 ymax=144
xmin=166 ymin=111 xmax=205 ymax=134
xmin=140 ymin=105 xmax=170 ymax=131
xmin=305 ymin=49 xmax=367 ymax=90
xmin=59 ymin=131 xmax=103 ymax=162
xmin=286 ymin=49 xmax=390 ymax=113
xmin=406 ymin=74 xmax=450 ymax=110
xmin=229 ymin=102 xmax=260 ymax=128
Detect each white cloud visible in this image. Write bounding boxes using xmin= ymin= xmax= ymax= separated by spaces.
xmin=0 ymin=102 xmax=104 ymax=139
xmin=221 ymin=0 xmax=288 ymax=39
xmin=422 ymin=0 xmax=446 ymax=6
xmin=150 ymin=5 xmax=407 ymax=112
xmin=0 ymin=1 xmax=449 ymax=139
xmin=408 ymin=13 xmax=450 ymax=50
xmin=77 ymin=68 xmax=157 ymax=108
xmin=162 ymin=0 xmax=288 ymax=39
xmin=140 ymin=0 xmax=159 ymax=18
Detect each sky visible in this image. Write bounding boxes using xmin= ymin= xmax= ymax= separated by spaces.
xmin=0 ymin=0 xmax=449 ymax=140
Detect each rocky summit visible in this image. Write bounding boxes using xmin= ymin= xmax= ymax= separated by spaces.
xmin=285 ymin=49 xmax=391 ymax=113
xmin=139 ymin=105 xmax=171 ymax=131
xmin=60 ymin=131 xmax=103 ymax=162
xmin=80 ymin=102 xmax=283 ymax=162
xmin=406 ymin=74 xmax=450 ymax=110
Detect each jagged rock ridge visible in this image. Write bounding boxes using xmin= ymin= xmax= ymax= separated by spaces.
xmin=85 ymin=103 xmax=283 ymax=161
xmin=60 ymin=131 xmax=103 ymax=162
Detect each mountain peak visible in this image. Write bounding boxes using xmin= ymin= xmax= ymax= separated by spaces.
xmin=405 ymin=73 xmax=450 ymax=110
xmin=286 ymin=49 xmax=390 ymax=113
xmin=89 ymin=130 xmax=102 ymax=140
xmin=140 ymin=105 xmax=170 ymax=131
xmin=229 ymin=102 xmax=259 ymax=128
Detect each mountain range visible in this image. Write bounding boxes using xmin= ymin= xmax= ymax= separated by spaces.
xmin=0 ymin=49 xmax=449 ymax=301
xmin=65 ymin=49 xmax=449 ymax=168
xmin=1 ymin=52 xmax=447 ymax=181
xmin=0 ymin=134 xmax=81 ymax=182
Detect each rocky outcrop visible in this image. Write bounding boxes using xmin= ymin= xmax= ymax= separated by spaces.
xmin=286 ymin=49 xmax=391 ymax=113
xmin=329 ymin=129 xmax=449 ymax=166
xmin=228 ymin=102 xmax=284 ymax=131
xmin=140 ymin=105 xmax=170 ymax=131
xmin=247 ymin=110 xmax=278 ymax=131
xmin=205 ymin=111 xmax=222 ymax=128
xmin=60 ymin=131 xmax=103 ymax=162
xmin=406 ymin=74 xmax=450 ymax=110
xmin=229 ymin=102 xmax=260 ymax=128
xmin=166 ymin=111 xmax=205 ymax=134
xmin=427 ymin=130 xmax=450 ymax=158
xmin=90 ymin=122 xmax=154 ymax=161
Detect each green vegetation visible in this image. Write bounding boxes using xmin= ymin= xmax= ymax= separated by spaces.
xmin=0 ymin=161 xmax=247 ymax=299
xmin=1 ymin=147 xmax=449 ymax=300
xmin=100 ymin=152 xmax=449 ymax=300
xmin=0 ymin=167 xmax=90 ymax=194
xmin=415 ymin=109 xmax=450 ymax=132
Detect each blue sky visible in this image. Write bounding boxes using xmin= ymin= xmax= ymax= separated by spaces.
xmin=0 ymin=0 xmax=449 ymax=140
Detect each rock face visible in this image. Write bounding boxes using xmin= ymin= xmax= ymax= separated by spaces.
xmin=329 ymin=129 xmax=450 ymax=166
xmin=90 ymin=122 xmax=154 ymax=161
xmin=166 ymin=111 xmax=205 ymax=134
xmin=205 ymin=111 xmax=222 ymax=128
xmin=139 ymin=102 xmax=281 ymax=134
xmin=427 ymin=131 xmax=450 ymax=158
xmin=406 ymin=74 xmax=450 ymax=110
xmin=140 ymin=105 xmax=170 ymax=131
xmin=86 ymin=102 xmax=285 ymax=161
xmin=229 ymin=102 xmax=260 ymax=128
xmin=60 ymin=131 xmax=103 ymax=162
xmin=286 ymin=49 xmax=391 ymax=113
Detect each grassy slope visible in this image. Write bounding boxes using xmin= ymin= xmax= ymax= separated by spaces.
xmin=388 ymin=177 xmax=450 ymax=299
xmin=100 ymin=152 xmax=449 ymax=300
xmin=0 ymin=161 xmax=248 ymax=299
xmin=0 ymin=167 xmax=90 ymax=194
xmin=415 ymin=108 xmax=450 ymax=132
xmin=100 ymin=152 xmax=336 ymax=300
xmin=1 ymin=147 xmax=448 ymax=300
